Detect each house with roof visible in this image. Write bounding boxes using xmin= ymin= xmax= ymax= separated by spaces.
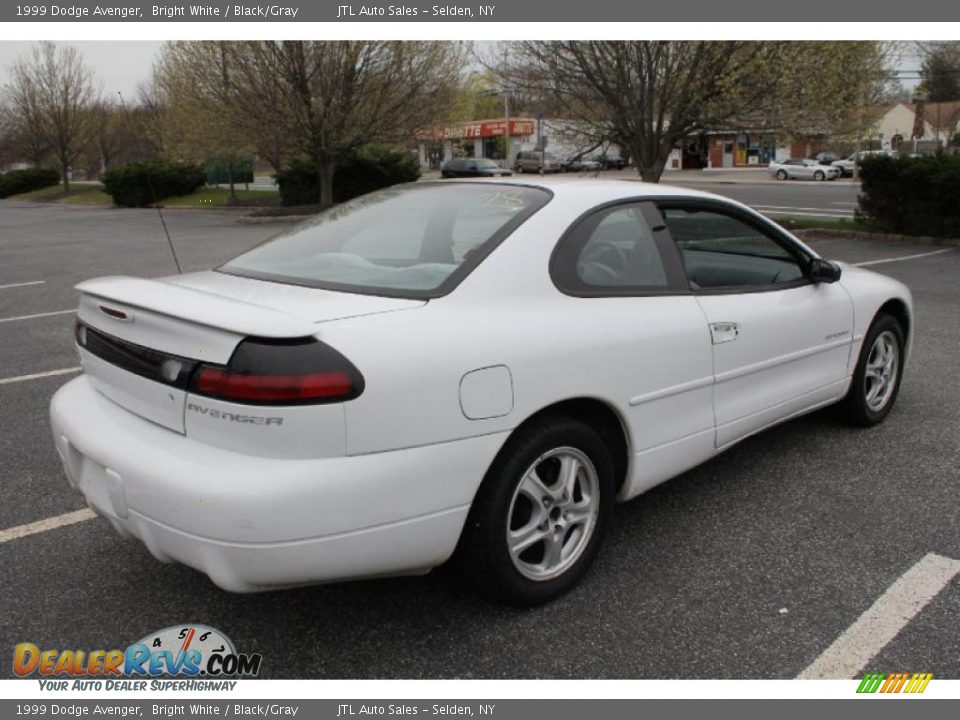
xmin=872 ymin=101 xmax=960 ymax=151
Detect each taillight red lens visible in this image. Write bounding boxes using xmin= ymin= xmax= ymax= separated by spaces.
xmin=194 ymin=368 xmax=354 ymax=403
xmin=189 ymin=336 xmax=364 ymax=406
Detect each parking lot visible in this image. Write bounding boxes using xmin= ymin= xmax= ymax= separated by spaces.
xmin=1 ymin=198 xmax=958 ymax=679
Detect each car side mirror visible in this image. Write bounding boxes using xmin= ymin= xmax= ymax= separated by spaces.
xmin=809 ymin=258 xmax=842 ymax=283
xmin=469 ymin=165 xmax=478 ymax=171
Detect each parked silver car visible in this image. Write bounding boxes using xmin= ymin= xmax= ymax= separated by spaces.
xmin=769 ymin=158 xmax=841 ymax=181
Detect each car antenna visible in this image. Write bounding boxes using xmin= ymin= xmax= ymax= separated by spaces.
xmin=116 ymin=90 xmax=183 ymax=274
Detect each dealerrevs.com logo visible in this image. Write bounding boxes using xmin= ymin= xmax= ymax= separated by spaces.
xmin=13 ymin=624 xmax=262 ymax=690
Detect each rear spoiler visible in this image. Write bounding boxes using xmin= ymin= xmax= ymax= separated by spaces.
xmin=76 ymin=276 xmax=318 ymax=339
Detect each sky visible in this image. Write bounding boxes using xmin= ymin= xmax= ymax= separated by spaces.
xmin=0 ymin=42 xmax=165 ymax=99
xmin=0 ymin=40 xmax=924 ymax=100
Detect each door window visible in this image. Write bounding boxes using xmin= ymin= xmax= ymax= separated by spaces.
xmin=661 ymin=207 xmax=807 ymax=290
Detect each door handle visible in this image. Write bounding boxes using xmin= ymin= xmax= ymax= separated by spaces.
xmin=710 ymin=322 xmax=740 ymax=344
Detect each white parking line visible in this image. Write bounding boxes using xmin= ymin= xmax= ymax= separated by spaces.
xmin=763 ymin=210 xmax=854 ymax=219
xmin=0 ymin=367 xmax=81 ymax=385
xmin=798 ymin=553 xmax=960 ymax=679
xmin=0 ymin=309 xmax=76 ymax=324
xmin=0 ymin=508 xmax=96 ymax=544
xmin=854 ymin=248 xmax=955 ymax=267
xmin=754 ymin=205 xmax=855 ymax=214
xmin=0 ymin=280 xmax=46 ymax=290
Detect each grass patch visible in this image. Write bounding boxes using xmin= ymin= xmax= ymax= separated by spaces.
xmin=10 ymin=183 xmax=112 ymax=205
xmin=8 ymin=183 xmax=278 ymax=209
xmin=159 ymin=187 xmax=279 ymax=208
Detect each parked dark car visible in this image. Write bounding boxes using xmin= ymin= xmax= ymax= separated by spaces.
xmin=441 ymin=158 xmax=512 ymax=178
xmin=814 ymin=152 xmax=841 ymax=166
xmin=563 ymin=155 xmax=604 ymax=172
xmin=597 ymin=153 xmax=628 ymax=170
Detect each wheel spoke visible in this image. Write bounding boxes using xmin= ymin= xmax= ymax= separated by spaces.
xmin=509 ymin=520 xmax=548 ymax=556
xmin=518 ymin=467 xmax=552 ymax=503
xmin=541 ymin=532 xmax=564 ymax=569
xmin=564 ymin=504 xmax=593 ymax=527
xmin=558 ymin=454 xmax=581 ymax=500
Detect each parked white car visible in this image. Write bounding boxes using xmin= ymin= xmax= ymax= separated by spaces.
xmin=769 ymin=158 xmax=842 ymax=181
xmin=832 ymin=150 xmax=894 ymax=178
xmin=51 ymin=179 xmax=912 ymax=605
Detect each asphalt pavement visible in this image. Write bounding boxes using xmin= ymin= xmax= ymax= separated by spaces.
xmin=0 ymin=199 xmax=957 ymax=679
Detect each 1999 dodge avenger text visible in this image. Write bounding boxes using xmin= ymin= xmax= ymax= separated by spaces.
xmin=50 ymin=179 xmax=911 ymax=605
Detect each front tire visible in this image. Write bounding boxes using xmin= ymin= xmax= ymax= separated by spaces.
xmin=814 ymin=170 xmax=826 ymax=181
xmin=776 ymin=169 xmax=788 ymax=180
xmin=457 ymin=415 xmax=615 ymax=606
xmin=838 ymin=313 xmax=905 ymax=426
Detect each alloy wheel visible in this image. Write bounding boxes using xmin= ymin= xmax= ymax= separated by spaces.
xmin=506 ymin=447 xmax=600 ymax=581
xmin=864 ymin=330 xmax=900 ymax=412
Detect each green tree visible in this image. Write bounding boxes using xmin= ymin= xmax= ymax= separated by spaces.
xmin=155 ymin=41 xmax=257 ymax=201
xmin=918 ymin=42 xmax=960 ymax=102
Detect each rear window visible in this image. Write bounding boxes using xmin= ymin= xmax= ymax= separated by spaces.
xmin=219 ymin=183 xmax=551 ymax=298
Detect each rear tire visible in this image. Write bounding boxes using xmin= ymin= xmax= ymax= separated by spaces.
xmin=838 ymin=313 xmax=905 ymax=426
xmin=776 ymin=169 xmax=788 ymax=181
xmin=456 ymin=415 xmax=615 ymax=606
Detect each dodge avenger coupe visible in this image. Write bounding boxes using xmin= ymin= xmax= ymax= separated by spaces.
xmin=50 ymin=179 xmax=912 ymax=605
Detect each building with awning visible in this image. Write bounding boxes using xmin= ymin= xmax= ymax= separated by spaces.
xmin=414 ymin=118 xmax=537 ymax=169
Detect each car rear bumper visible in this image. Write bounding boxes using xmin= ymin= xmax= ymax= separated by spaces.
xmin=50 ymin=376 xmax=507 ymax=592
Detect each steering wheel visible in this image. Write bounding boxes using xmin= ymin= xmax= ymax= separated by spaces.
xmin=579 ymin=241 xmax=629 ymax=279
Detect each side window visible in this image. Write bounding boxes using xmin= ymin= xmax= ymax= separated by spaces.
xmin=552 ymin=203 xmax=672 ymax=293
xmin=661 ymin=207 xmax=807 ymax=290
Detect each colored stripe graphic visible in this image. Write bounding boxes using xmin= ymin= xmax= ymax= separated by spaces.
xmin=856 ymin=672 xmax=932 ymax=693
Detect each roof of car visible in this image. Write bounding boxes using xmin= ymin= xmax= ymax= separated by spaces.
xmin=427 ymin=176 xmax=719 ymax=203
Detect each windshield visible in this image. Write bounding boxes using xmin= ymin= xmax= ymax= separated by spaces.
xmin=476 ymin=160 xmax=499 ymax=169
xmin=219 ymin=183 xmax=551 ymax=298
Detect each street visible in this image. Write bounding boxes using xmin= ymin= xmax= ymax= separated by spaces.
xmin=1 ymin=199 xmax=958 ymax=679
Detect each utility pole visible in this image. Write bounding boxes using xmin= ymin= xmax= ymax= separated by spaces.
xmin=503 ymin=91 xmax=510 ymax=169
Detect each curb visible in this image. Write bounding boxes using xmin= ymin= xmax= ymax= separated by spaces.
xmin=792 ymin=228 xmax=960 ymax=247
xmin=237 ymin=214 xmax=311 ymax=224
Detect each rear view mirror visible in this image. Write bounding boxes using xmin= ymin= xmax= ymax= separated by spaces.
xmin=809 ymin=258 xmax=842 ymax=283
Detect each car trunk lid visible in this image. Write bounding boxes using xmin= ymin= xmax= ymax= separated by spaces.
xmin=75 ymin=273 xmax=423 ymax=434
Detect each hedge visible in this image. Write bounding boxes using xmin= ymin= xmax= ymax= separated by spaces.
xmin=101 ymin=161 xmax=206 ymax=207
xmin=856 ymin=154 xmax=960 ymax=238
xmin=0 ymin=167 xmax=61 ymax=198
xmin=275 ymin=146 xmax=421 ymax=207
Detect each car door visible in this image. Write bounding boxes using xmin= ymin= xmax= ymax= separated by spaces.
xmin=657 ymin=201 xmax=854 ymax=448
xmin=549 ymin=201 xmax=716 ymax=498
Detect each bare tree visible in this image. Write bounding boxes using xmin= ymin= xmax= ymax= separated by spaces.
xmin=508 ymin=41 xmax=896 ymax=181
xmin=238 ymin=41 xmax=463 ymax=207
xmin=3 ymin=42 xmax=99 ymax=191
xmin=508 ymin=42 xmax=772 ymax=181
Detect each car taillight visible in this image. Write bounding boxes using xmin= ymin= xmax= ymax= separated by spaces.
xmin=189 ymin=337 xmax=364 ymax=406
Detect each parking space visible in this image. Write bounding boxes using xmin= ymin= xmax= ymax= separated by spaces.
xmin=0 ymin=199 xmax=958 ymax=679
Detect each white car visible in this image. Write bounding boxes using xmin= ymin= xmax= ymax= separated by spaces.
xmin=50 ymin=179 xmax=912 ymax=605
xmin=769 ymin=158 xmax=841 ymax=181
xmin=832 ymin=150 xmax=893 ymax=178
